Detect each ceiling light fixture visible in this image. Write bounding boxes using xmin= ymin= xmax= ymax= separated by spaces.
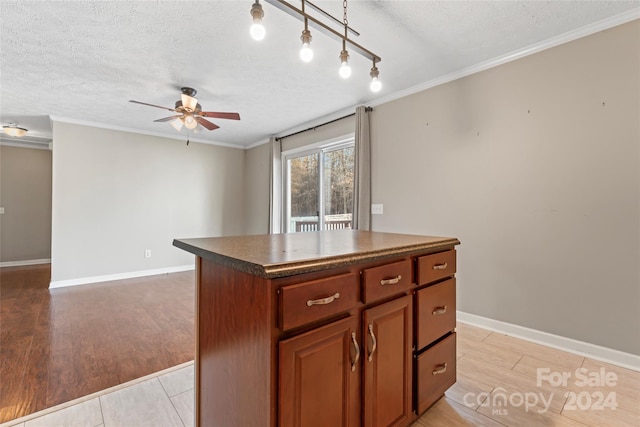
xmin=338 ymin=1 xmax=351 ymax=79
xmin=299 ymin=22 xmax=313 ymax=62
xmin=250 ymin=0 xmax=266 ymax=41
xmin=183 ymin=113 xmax=198 ymax=130
xmin=170 ymin=118 xmax=184 ymax=131
xmin=369 ymin=60 xmax=381 ymax=92
xmin=251 ymin=0 xmax=381 ymax=91
xmin=339 ymin=48 xmax=351 ymax=79
xmin=2 ymin=123 xmax=28 ymax=137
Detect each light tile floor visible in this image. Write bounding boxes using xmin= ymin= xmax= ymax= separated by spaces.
xmin=2 ymin=363 xmax=194 ymax=427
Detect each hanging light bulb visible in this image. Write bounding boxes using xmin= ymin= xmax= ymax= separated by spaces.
xmin=250 ymin=0 xmax=265 ymax=41
xmin=369 ymin=62 xmax=381 ymax=92
xmin=339 ymin=49 xmax=351 ymax=79
xmin=338 ymin=1 xmax=351 ymax=79
xmin=299 ymin=28 xmax=313 ymax=62
xmin=184 ymin=114 xmax=198 ymax=130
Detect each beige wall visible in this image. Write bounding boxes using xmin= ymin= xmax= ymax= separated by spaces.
xmin=370 ymin=21 xmax=639 ymax=355
xmin=0 ymin=145 xmax=52 ymax=263
xmin=245 ymin=142 xmax=271 ymax=235
xmin=51 ymin=122 xmax=246 ymax=284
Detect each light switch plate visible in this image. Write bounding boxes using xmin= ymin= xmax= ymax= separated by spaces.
xmin=0 ymin=207 xmax=4 ymax=215
xmin=371 ymin=204 xmax=383 ymax=215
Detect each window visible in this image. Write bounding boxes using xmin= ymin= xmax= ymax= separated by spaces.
xmin=284 ymin=139 xmax=354 ymax=233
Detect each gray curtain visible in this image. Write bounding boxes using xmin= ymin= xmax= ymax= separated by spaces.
xmin=353 ymin=106 xmax=371 ymax=230
xmin=268 ymin=136 xmax=282 ymax=234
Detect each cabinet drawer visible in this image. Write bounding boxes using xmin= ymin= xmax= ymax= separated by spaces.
xmin=415 ymin=278 xmax=456 ymax=350
xmin=416 ymin=250 xmax=456 ymax=285
xmin=361 ymin=260 xmax=412 ymax=304
xmin=280 ymin=272 xmax=359 ymax=331
xmin=416 ymin=333 xmax=456 ymax=414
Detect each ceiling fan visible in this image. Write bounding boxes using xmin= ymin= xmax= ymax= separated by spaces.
xmin=129 ymin=87 xmax=240 ymax=133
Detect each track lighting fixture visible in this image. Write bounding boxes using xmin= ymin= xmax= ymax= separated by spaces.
xmin=339 ymin=48 xmax=351 ymax=79
xmin=369 ymin=61 xmax=381 ymax=92
xmin=250 ymin=0 xmax=381 ymax=89
xmin=250 ymin=0 xmax=266 ymax=41
xmin=299 ymin=22 xmax=313 ymax=62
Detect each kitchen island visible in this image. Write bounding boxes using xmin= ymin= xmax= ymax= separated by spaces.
xmin=174 ymin=230 xmax=460 ymax=427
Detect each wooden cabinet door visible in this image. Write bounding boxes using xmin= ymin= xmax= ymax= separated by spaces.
xmin=279 ymin=316 xmax=361 ymax=427
xmin=363 ymin=295 xmax=413 ymax=427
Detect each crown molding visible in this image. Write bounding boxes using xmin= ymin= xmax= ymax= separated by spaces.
xmin=368 ymin=9 xmax=640 ymax=109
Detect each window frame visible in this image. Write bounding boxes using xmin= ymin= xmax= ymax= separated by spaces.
xmin=281 ymin=135 xmax=355 ymax=233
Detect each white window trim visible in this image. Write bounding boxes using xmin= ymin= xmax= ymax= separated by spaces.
xmin=281 ymin=134 xmax=355 ymax=233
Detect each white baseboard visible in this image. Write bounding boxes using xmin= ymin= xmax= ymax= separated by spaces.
xmin=457 ymin=311 xmax=640 ymax=372
xmin=0 ymin=258 xmax=51 ymax=268
xmin=49 ymin=264 xmax=195 ymax=288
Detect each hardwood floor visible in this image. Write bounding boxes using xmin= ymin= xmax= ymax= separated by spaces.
xmin=2 ymin=265 xmax=638 ymax=426
xmin=0 ymin=264 xmax=195 ymax=424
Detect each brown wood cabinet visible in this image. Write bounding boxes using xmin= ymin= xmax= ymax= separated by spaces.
xmin=279 ymin=316 xmax=360 ymax=427
xmin=173 ymin=231 xmax=460 ymax=427
xmin=363 ymin=295 xmax=412 ymax=427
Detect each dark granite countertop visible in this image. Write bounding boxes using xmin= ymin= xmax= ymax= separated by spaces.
xmin=173 ymin=230 xmax=459 ymax=279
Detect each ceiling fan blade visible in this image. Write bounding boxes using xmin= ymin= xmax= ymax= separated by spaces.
xmin=154 ymin=115 xmax=182 ymax=123
xmin=200 ymin=112 xmax=240 ymax=120
xmin=129 ymin=100 xmax=176 ymax=112
xmin=197 ymin=117 xmax=220 ymax=131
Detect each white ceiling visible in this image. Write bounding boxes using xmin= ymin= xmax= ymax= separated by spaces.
xmin=1 ymin=1 xmax=638 ymax=148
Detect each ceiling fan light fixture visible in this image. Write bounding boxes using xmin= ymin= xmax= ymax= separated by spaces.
xmin=250 ymin=0 xmax=266 ymax=41
xmin=181 ymin=94 xmax=198 ymax=112
xmin=2 ymin=124 xmax=28 ymax=137
xmin=184 ymin=113 xmax=198 ymax=130
xmin=170 ymin=118 xmax=184 ymax=131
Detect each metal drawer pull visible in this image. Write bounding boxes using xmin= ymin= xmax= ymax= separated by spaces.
xmin=306 ymin=293 xmax=340 ymax=307
xmin=351 ymin=332 xmax=360 ymax=372
xmin=367 ymin=324 xmax=377 ymax=362
xmin=432 ymin=306 xmax=447 ymax=315
xmin=432 ymin=262 xmax=448 ymax=270
xmin=380 ymin=275 xmax=402 ymax=286
xmin=432 ymin=363 xmax=448 ymax=375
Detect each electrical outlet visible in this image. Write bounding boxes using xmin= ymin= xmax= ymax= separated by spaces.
xmin=371 ymin=204 xmax=384 ymax=215
xmin=145 ymin=250 xmax=151 ymax=258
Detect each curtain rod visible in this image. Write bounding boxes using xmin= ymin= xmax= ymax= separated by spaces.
xmin=276 ymin=107 xmax=372 ymax=141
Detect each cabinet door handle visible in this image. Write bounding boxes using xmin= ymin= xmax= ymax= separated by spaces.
xmin=432 ymin=306 xmax=447 ymax=315
xmin=351 ymin=332 xmax=360 ymax=372
xmin=432 ymin=262 xmax=448 ymax=270
xmin=432 ymin=363 xmax=448 ymax=375
xmin=306 ymin=292 xmax=340 ymax=307
xmin=380 ymin=275 xmax=402 ymax=286
xmin=367 ymin=323 xmax=377 ymax=362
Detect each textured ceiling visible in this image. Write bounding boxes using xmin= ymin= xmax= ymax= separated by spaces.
xmin=1 ymin=1 xmax=638 ymax=148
